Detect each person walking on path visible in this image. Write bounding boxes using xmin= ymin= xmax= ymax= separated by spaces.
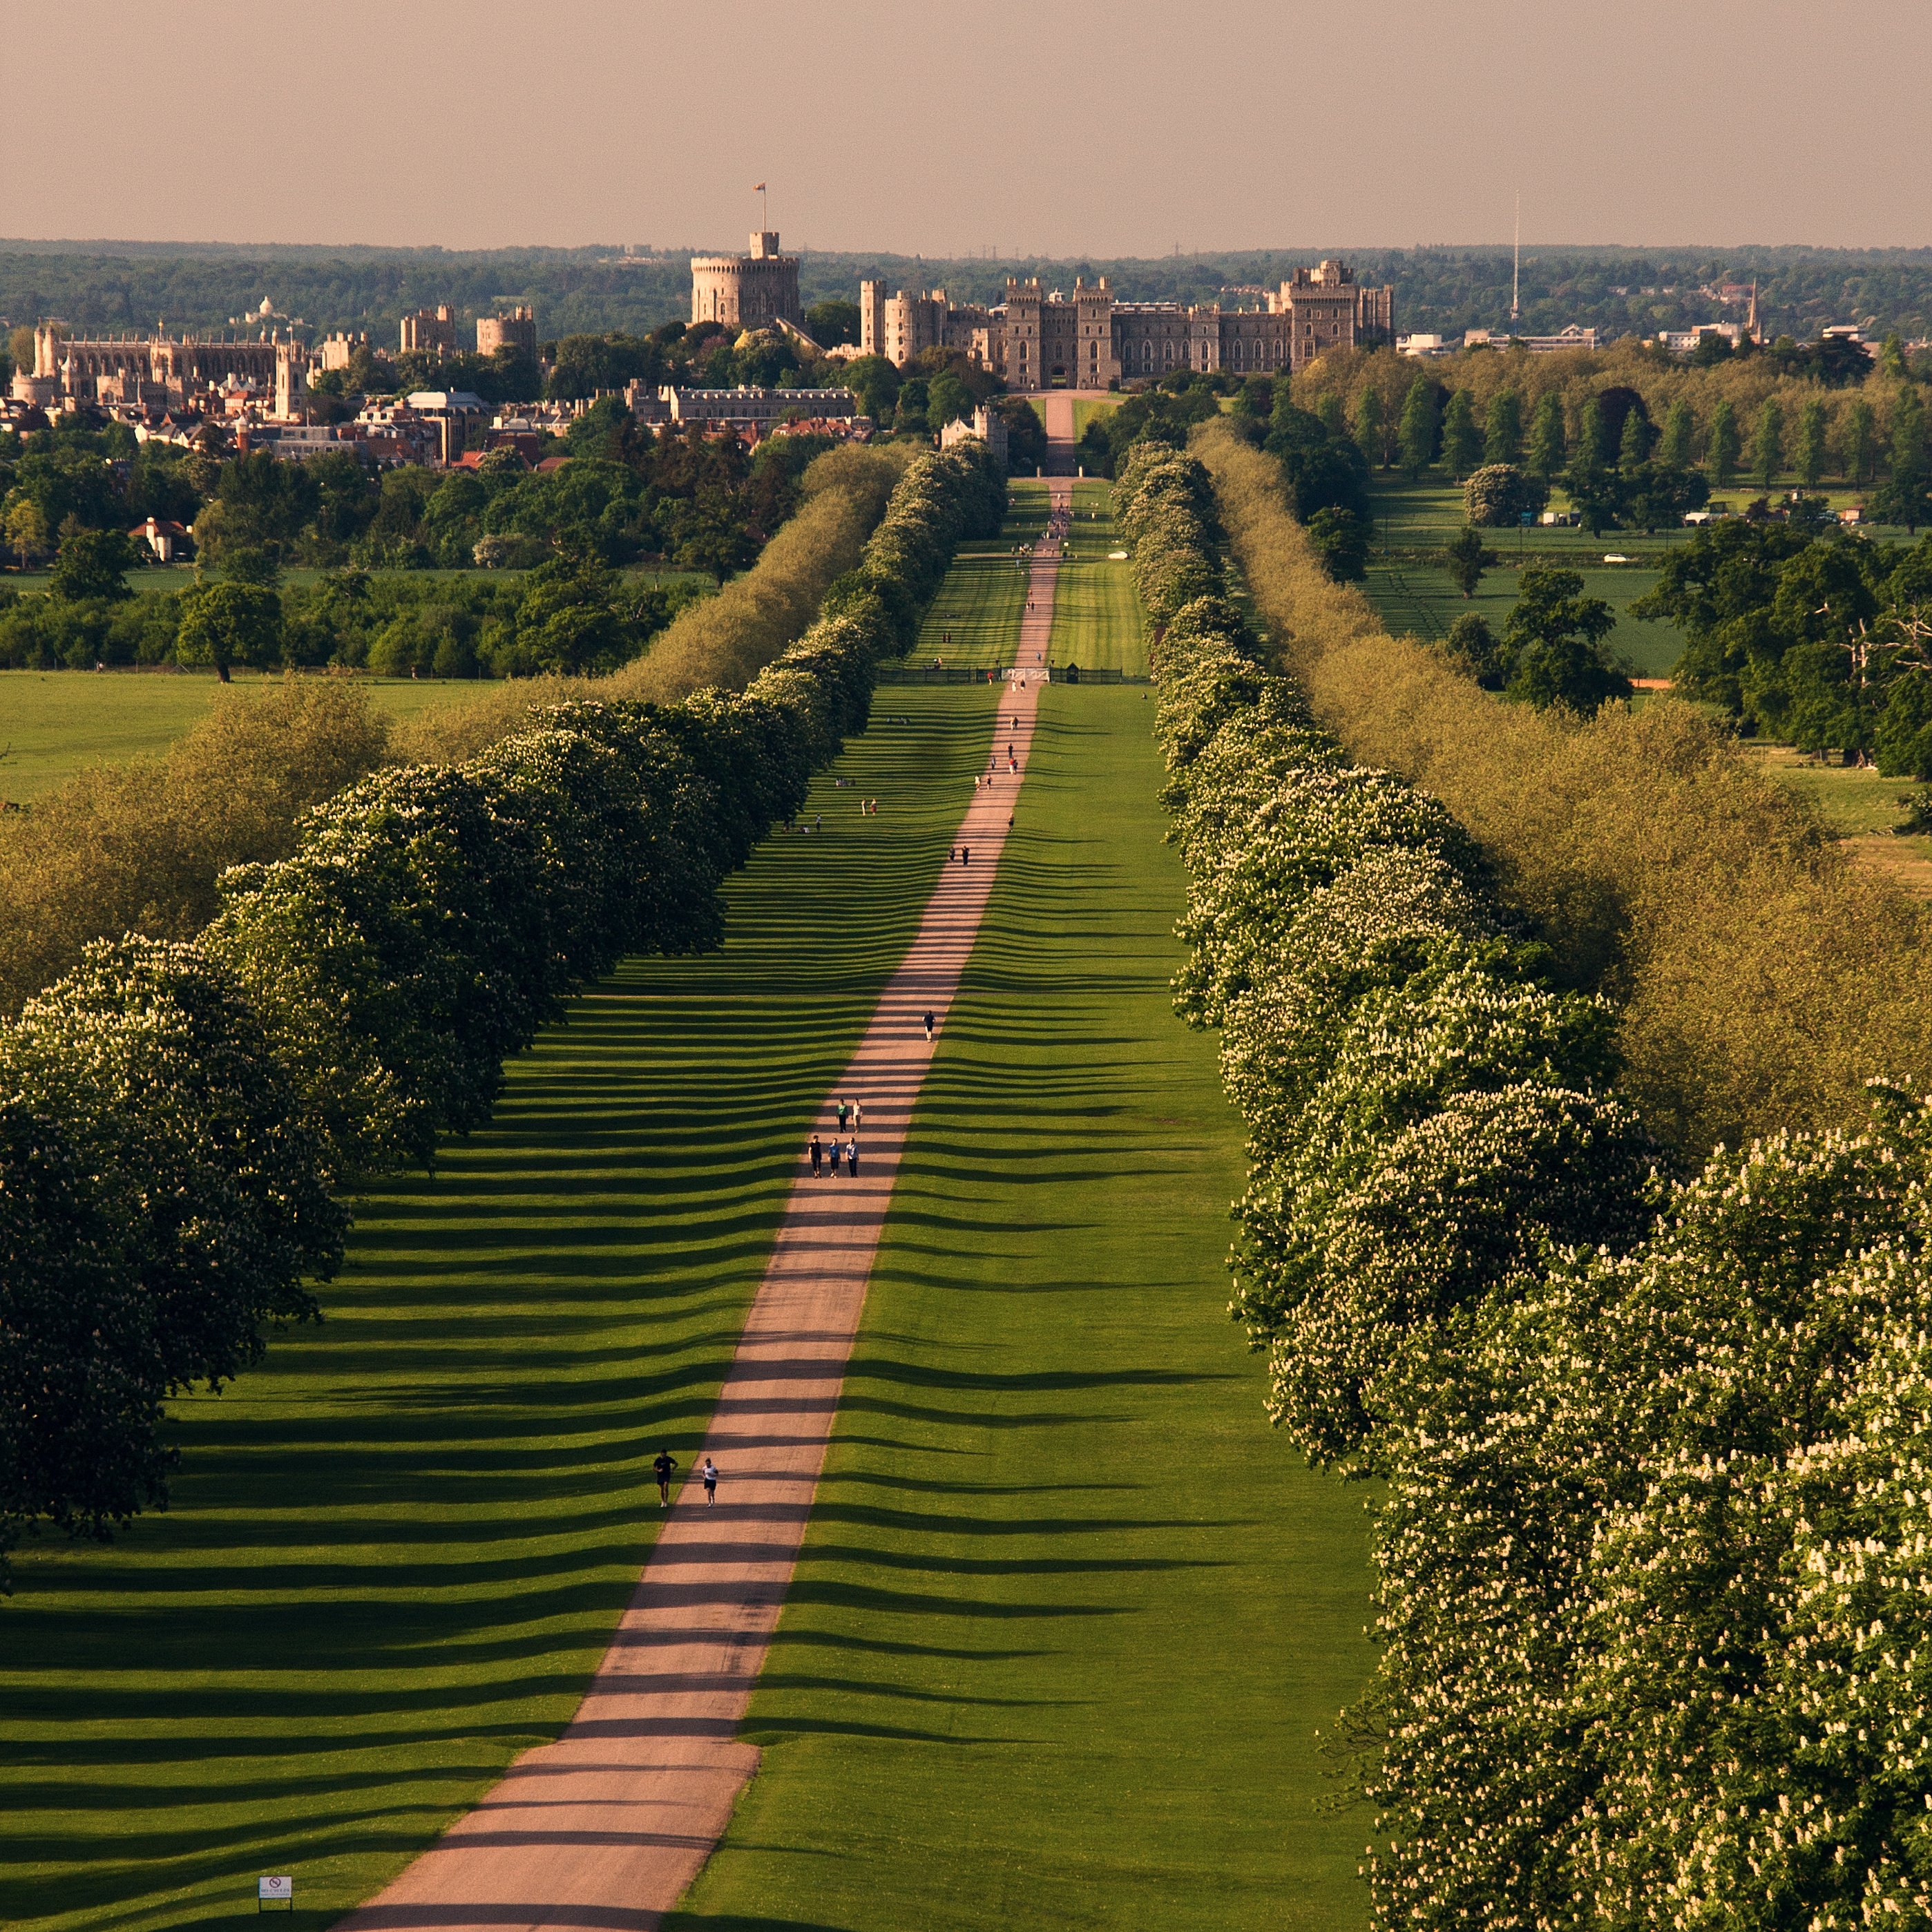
xmin=828 ymin=1137 xmax=843 ymax=1177
xmin=924 ymin=1010 xmax=936 ymax=1042
xmin=652 ymin=1449 xmax=679 ymax=1509
xmin=847 ymin=1137 xmax=859 ymax=1178
xmin=852 ymin=1099 xmax=863 ymax=1131
xmin=807 ymin=1134 xmax=822 ymax=1177
xmin=836 ymin=1098 xmax=850 ymax=1133
xmin=701 ymin=1458 xmax=718 ymax=1507
xmin=962 ymin=845 xmax=970 ymax=867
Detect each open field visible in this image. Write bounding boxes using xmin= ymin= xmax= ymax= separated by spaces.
xmin=1359 ymin=475 xmax=1922 ymax=673
xmin=909 ymin=481 xmax=1042 ymax=672
xmin=0 ymin=681 xmax=1000 ymax=1932
xmin=1743 ymin=742 xmax=1932 ymax=892
xmin=1351 ymin=477 xmax=1932 ymax=885
xmin=0 ymin=671 xmax=502 ymax=801
xmin=671 ymin=684 xmax=1373 ymax=1932
xmin=1359 ymin=477 xmax=1687 ymax=671
xmin=1046 ymin=478 xmax=1149 ymax=674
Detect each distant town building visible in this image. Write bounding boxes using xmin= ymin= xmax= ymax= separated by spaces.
xmin=321 ymin=331 xmax=369 ymax=372
xmin=1405 ymin=325 xmax=1600 ymax=357
xmin=1653 ymin=322 xmax=1750 ymax=354
xmin=399 ymin=390 xmax=488 ymax=463
xmin=128 ymin=515 xmax=192 ymax=562
xmin=399 ymin=305 xmax=457 ymax=356
xmin=477 ymin=306 xmax=537 ymax=358
xmin=659 ymin=384 xmax=858 ymax=429
xmin=690 ymin=232 xmax=803 ymax=330
xmin=939 ymin=404 xmax=1008 ymax=466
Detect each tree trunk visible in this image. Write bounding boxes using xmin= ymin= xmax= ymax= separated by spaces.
xmin=216 ymin=660 xmax=231 ymax=684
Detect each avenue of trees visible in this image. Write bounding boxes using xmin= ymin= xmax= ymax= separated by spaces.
xmin=0 ymin=434 xmax=1004 ymax=1578
xmin=1120 ymin=428 xmax=1932 ymax=1930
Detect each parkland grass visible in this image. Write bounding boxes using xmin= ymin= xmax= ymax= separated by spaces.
xmin=909 ymin=481 xmax=1044 ymax=672
xmin=669 ymin=685 xmax=1375 ymax=1932
xmin=0 ymin=671 xmax=502 ymax=801
xmin=0 ymin=682 xmax=1000 ymax=1932
xmin=1046 ymin=479 xmax=1149 ymax=675
xmin=1359 ymin=478 xmax=1685 ymax=673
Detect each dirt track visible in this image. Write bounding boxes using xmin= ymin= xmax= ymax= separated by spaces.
xmin=334 ymin=482 xmax=1073 ymax=1932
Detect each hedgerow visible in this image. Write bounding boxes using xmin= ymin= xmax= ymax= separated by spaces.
xmin=1122 ymin=437 xmax=1932 ymax=1927
xmin=0 ymin=437 xmax=1004 ymax=1579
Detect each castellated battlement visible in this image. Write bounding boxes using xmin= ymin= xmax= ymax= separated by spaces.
xmin=691 ymin=232 xmax=803 ymax=330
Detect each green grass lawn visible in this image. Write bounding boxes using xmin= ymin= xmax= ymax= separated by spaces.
xmin=1046 ymin=479 xmax=1149 ymax=675
xmin=1071 ymin=398 xmax=1120 ymax=443
xmin=669 ymin=684 xmax=1375 ymax=1932
xmin=910 ymin=484 xmax=1042 ymax=672
xmin=0 ymin=671 xmax=504 ymax=801
xmin=0 ymin=681 xmax=1000 ymax=1932
xmin=1359 ymin=474 xmax=1925 ymax=675
xmin=1360 ymin=477 xmax=1685 ymax=671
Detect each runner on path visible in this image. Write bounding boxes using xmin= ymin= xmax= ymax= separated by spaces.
xmin=701 ymin=1459 xmax=718 ymax=1507
xmin=652 ymin=1450 xmax=678 ymax=1509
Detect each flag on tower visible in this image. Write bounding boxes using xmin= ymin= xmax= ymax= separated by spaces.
xmin=752 ymin=182 xmax=766 ymax=193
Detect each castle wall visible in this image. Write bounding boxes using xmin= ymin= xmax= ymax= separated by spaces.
xmin=691 ymin=232 xmax=803 ymax=329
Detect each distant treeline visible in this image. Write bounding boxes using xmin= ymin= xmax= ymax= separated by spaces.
xmin=5 ymin=241 xmax=1932 ymax=348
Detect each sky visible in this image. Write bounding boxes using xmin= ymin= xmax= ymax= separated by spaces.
xmin=15 ymin=0 xmax=1932 ymax=258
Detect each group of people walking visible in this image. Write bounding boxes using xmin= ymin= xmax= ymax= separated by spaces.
xmin=807 ymin=1096 xmax=863 ymax=1178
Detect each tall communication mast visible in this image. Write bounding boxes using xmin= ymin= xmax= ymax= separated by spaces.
xmin=1511 ymin=192 xmax=1521 ymax=327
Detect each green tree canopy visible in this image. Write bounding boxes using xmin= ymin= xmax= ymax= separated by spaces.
xmin=175 ymin=582 xmax=284 ymax=682
xmin=1441 ymin=389 xmax=1482 ymax=480
xmin=1659 ymin=399 xmax=1695 ymax=468
xmin=1398 ymin=378 xmax=1441 ymax=479
xmin=1483 ymin=389 xmax=1524 ymax=467
xmin=1527 ymin=392 xmax=1567 ymax=478
xmin=1441 ymin=524 xmax=1500 ymax=597
xmin=1503 ymin=564 xmax=1629 ymax=713
xmin=1707 ymin=398 xmax=1741 ymax=487
xmin=48 ymin=527 xmax=136 ymax=604
xmin=1752 ymin=398 xmax=1786 ymax=489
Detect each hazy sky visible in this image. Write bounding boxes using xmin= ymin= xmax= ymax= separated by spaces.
xmin=17 ymin=0 xmax=1932 ymax=257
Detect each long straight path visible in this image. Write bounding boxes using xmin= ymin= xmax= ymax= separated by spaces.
xmin=336 ymin=508 xmax=1071 ymax=1932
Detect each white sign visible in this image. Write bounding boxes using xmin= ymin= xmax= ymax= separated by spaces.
xmin=258 ymin=1877 xmax=294 ymax=1902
